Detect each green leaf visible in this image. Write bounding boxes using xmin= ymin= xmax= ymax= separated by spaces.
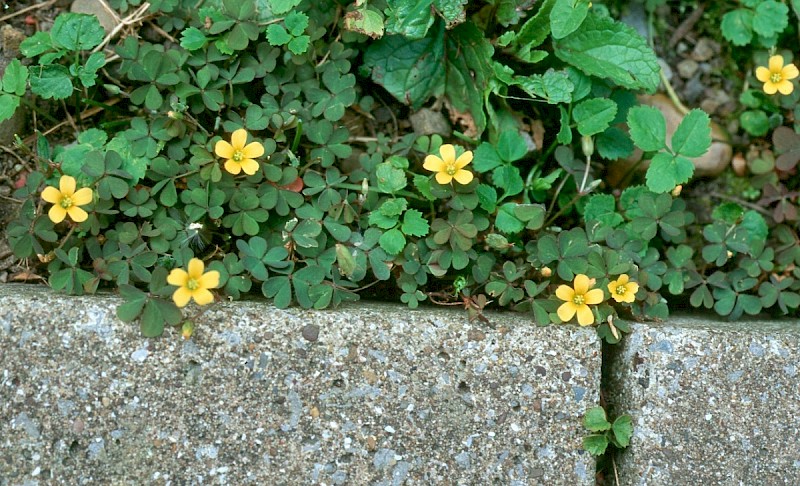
xmin=269 ymin=0 xmax=302 ymax=15
xmin=29 ymin=65 xmax=73 ymax=100
xmin=473 ymin=143 xmax=503 ymax=172
xmin=385 ymin=0 xmax=434 ymax=39
xmin=596 ymin=127 xmax=634 ymax=160
xmin=611 ymin=415 xmax=633 ymax=447
xmin=583 ymin=434 xmax=609 ymax=456
xmin=379 ymin=228 xmax=406 ymax=255
xmin=740 ymin=110 xmax=769 ymax=137
xmin=77 ymin=51 xmax=105 ymax=87
xmin=375 ymin=162 xmax=407 ymax=193
xmin=287 ymin=36 xmax=310 ymax=55
xmin=19 ymin=31 xmax=53 ymax=57
xmin=515 ymin=69 xmax=574 ymax=104
xmin=496 ymin=130 xmax=527 ymax=162
xmin=646 ymin=153 xmax=694 ymax=194
xmin=573 ymin=98 xmax=617 ymax=137
xmin=180 ymin=27 xmax=208 ymax=50
xmin=266 ymin=24 xmax=291 ymax=46
xmin=0 ymin=94 xmax=20 ymax=123
xmin=583 ymin=406 xmax=611 ymax=432
xmin=671 ymin=109 xmax=711 ymax=158
xmin=51 ymin=13 xmax=105 ymax=51
xmin=140 ymin=298 xmax=181 ymax=337
xmin=401 ymin=209 xmax=430 ymax=236
xmin=627 ymin=106 xmax=666 ymax=151
xmin=513 ymin=0 xmax=556 ymax=52
xmin=444 ymin=22 xmax=494 ymax=135
xmin=363 ymin=21 xmax=445 ymax=109
xmin=344 ymin=6 xmax=385 ymax=39
xmin=752 ymin=1 xmax=789 ymax=38
xmin=721 ymin=10 xmax=754 ymax=46
xmin=495 ymin=203 xmax=525 ymax=234
xmin=116 ymin=285 xmax=147 ymax=322
xmin=550 ymin=0 xmax=591 ymax=39
xmin=2 ymin=60 xmax=28 ymax=96
xmin=554 ymin=13 xmax=660 ymax=92
xmin=284 ymin=11 xmax=309 ymax=35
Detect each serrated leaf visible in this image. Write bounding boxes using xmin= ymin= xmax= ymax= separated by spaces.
xmin=611 ymin=415 xmax=633 ymax=447
xmin=596 ymin=127 xmax=634 ymax=160
xmin=554 ymin=13 xmax=660 ymax=92
xmin=401 ymin=209 xmax=430 ymax=236
xmin=269 ymin=0 xmax=301 ymax=15
xmin=583 ymin=406 xmax=611 ymax=432
xmin=180 ymin=27 xmax=208 ymax=50
xmin=671 ymin=109 xmax=711 ymax=158
xmin=583 ymin=434 xmax=609 ymax=456
xmin=384 ymin=0 xmax=434 ymax=39
xmin=51 ymin=13 xmax=105 ymax=51
xmin=344 ymin=6 xmax=385 ymax=39
xmin=2 ymin=60 xmax=28 ymax=96
xmin=721 ymin=10 xmax=754 ymax=46
xmin=0 ymin=94 xmax=20 ymax=123
xmin=495 ymin=203 xmax=525 ymax=234
xmin=752 ymin=1 xmax=788 ymax=38
xmin=266 ymin=24 xmax=291 ymax=46
xmin=29 ymin=65 xmax=73 ymax=100
xmin=573 ymin=98 xmax=617 ymax=137
xmin=379 ymin=228 xmax=406 ymax=255
xmin=550 ymin=0 xmax=590 ymax=39
xmin=287 ymin=36 xmax=310 ymax=54
xmin=646 ymin=153 xmax=694 ymax=194
xmin=628 ymin=106 xmax=666 ymax=151
xmin=515 ymin=69 xmax=574 ymax=104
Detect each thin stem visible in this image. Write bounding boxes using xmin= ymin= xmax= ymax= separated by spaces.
xmin=334 ymin=183 xmax=427 ymax=202
xmin=56 ymin=225 xmax=77 ymax=251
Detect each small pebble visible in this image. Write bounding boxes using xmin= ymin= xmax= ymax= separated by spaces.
xmin=677 ymin=59 xmax=699 ymax=79
xmin=301 ymin=324 xmax=319 ymax=342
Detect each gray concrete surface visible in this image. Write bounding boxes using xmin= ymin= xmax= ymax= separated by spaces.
xmin=605 ymin=315 xmax=800 ymax=486
xmin=0 ymin=284 xmax=599 ymax=485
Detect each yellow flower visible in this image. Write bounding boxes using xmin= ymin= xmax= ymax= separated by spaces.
xmin=167 ymin=258 xmax=220 ymax=307
xmin=41 ymin=175 xmax=93 ymax=224
xmin=756 ymin=55 xmax=799 ymax=95
xmin=607 ymin=274 xmax=639 ymax=304
xmin=423 ymin=144 xmax=474 ymax=185
xmin=556 ymin=274 xmax=604 ymax=326
xmin=214 ymin=128 xmax=265 ymax=175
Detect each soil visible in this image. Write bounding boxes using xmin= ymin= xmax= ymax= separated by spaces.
xmin=0 ymin=1 xmax=752 ymax=282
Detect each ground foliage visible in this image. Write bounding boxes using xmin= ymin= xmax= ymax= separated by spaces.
xmin=1 ymin=0 xmax=799 ymax=341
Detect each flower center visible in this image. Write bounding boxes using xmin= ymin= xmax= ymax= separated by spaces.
xmin=445 ymin=162 xmax=457 ymax=176
xmin=616 ymin=285 xmax=627 ymax=295
xmin=186 ymin=278 xmax=200 ymax=291
xmin=770 ymin=72 xmax=783 ymax=84
xmin=232 ymin=150 xmax=244 ymax=162
xmin=59 ymin=196 xmax=73 ymax=209
xmin=572 ymin=294 xmax=585 ymax=306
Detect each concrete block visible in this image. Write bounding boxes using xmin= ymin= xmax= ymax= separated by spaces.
xmin=0 ymin=284 xmax=599 ymax=485
xmin=606 ymin=316 xmax=800 ymax=485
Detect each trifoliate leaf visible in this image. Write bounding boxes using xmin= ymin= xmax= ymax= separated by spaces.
xmin=627 ymin=105 xmax=666 ymax=152
xmin=401 ymin=209 xmax=430 ymax=237
xmin=671 ymin=109 xmax=711 ymax=158
xmin=573 ymin=98 xmax=617 ymax=137
xmin=646 ymin=153 xmax=694 ymax=194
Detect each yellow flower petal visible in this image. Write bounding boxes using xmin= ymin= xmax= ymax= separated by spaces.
xmin=67 ymin=206 xmax=88 ymax=223
xmin=573 ymin=274 xmax=591 ymax=295
xmin=454 ymin=151 xmax=473 ymax=170
xmin=187 ymin=258 xmax=205 ymax=279
xmin=231 ymin=128 xmax=247 ymax=150
xmin=783 ymin=63 xmax=800 ymax=80
xmin=41 ymin=186 xmax=62 ymax=204
xmin=198 ymin=270 xmax=220 ymax=290
xmin=555 ymin=284 xmax=575 ymax=302
xmin=756 ymin=66 xmax=771 ymax=83
xmin=439 ymin=144 xmax=456 ymax=164
xmin=172 ymin=286 xmax=192 ymax=307
xmin=71 ymin=187 xmax=93 ymax=206
xmin=435 ymin=172 xmax=453 ymax=184
xmin=423 ymin=155 xmax=445 ymax=172
xmin=453 ymin=169 xmax=473 ymax=185
xmin=192 ymin=288 xmax=215 ymax=306
xmin=59 ymin=175 xmax=76 ymax=196
xmin=769 ymin=55 xmax=785 ymax=74
xmin=764 ymin=82 xmax=778 ymax=95
xmin=240 ymin=158 xmax=260 ymax=176
xmin=557 ymin=302 xmax=577 ymax=323
xmin=48 ymin=205 xmax=67 ymax=223
xmin=576 ymin=305 xmax=595 ymax=326
xmin=167 ymin=268 xmax=188 ymax=286
xmin=242 ymin=141 xmax=265 ymax=159
xmin=616 ymin=274 xmax=629 ymax=285
xmin=777 ymin=80 xmax=794 ymax=95
xmin=627 ymin=282 xmax=639 ymax=295
xmin=224 ymin=159 xmax=242 ymax=175
xmin=584 ymin=288 xmax=605 ymax=305
xmin=215 ymin=140 xmax=234 ymax=159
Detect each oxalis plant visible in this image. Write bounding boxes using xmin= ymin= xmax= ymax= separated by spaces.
xmin=2 ymin=0 xmax=798 ymax=346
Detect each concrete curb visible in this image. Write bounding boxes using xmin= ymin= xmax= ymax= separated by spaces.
xmin=0 ymin=285 xmax=599 ymax=485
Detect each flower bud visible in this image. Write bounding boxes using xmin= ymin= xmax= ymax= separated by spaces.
xmin=540 ymin=267 xmax=552 ymax=278
xmin=671 ymin=185 xmax=682 ymax=197
xmin=581 ymin=135 xmax=594 ymax=158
